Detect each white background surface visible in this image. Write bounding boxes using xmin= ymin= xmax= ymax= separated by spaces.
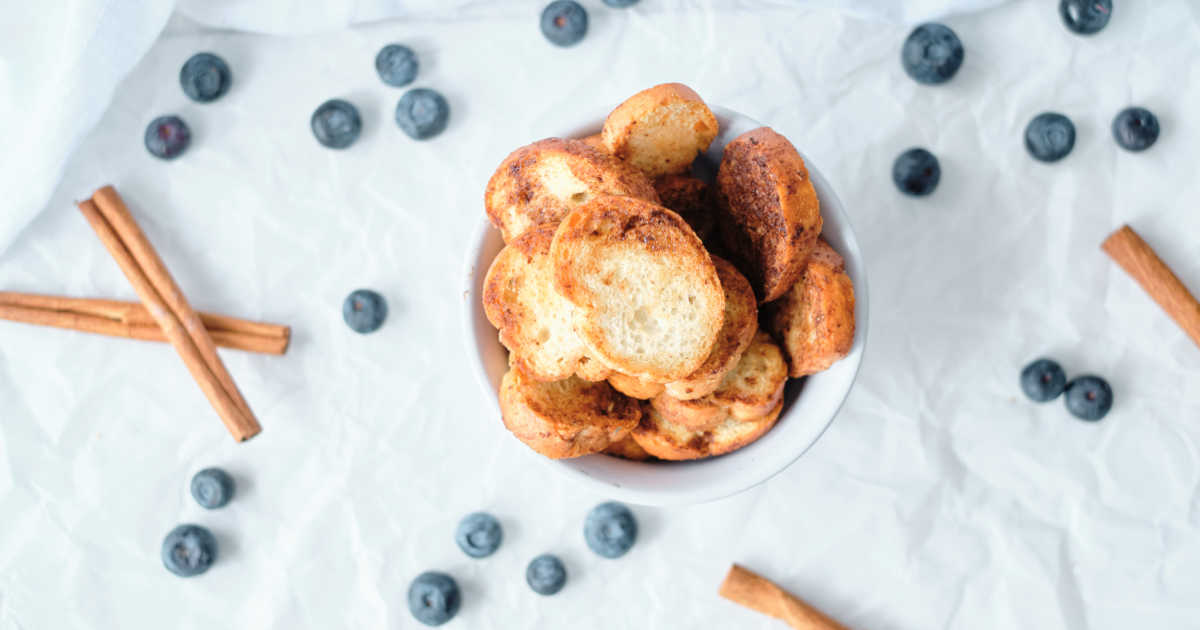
xmin=2 ymin=1 xmax=1199 ymax=628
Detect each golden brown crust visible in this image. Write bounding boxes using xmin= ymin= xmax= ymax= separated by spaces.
xmin=649 ymin=393 xmax=726 ymax=430
xmin=574 ymin=355 xmax=613 ymax=382
xmin=653 ymin=175 xmax=715 ymax=241
xmin=601 ymin=83 xmax=719 ymax=178
xmin=581 ymin=133 xmax=607 ymax=151
xmin=710 ymin=331 xmax=788 ymax=420
xmin=607 ymin=372 xmax=664 ymax=400
xmin=499 ymin=370 xmax=641 ymax=459
xmin=483 ymin=224 xmax=587 ymax=382
xmin=484 ymin=138 xmax=658 ymax=243
xmin=631 ymin=399 xmax=783 ymax=461
xmin=715 ymin=127 xmax=822 ymax=303
xmin=551 ymin=195 xmax=725 ymax=382
xmin=648 ymin=330 xmax=787 ymax=427
xmin=603 ymin=433 xmax=654 ymax=461
xmin=767 ymin=239 xmax=856 ymax=377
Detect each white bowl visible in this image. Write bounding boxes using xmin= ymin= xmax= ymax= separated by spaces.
xmin=461 ymin=106 xmax=868 ymax=506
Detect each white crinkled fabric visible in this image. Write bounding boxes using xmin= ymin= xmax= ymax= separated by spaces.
xmin=2 ymin=1 xmax=1200 ymax=628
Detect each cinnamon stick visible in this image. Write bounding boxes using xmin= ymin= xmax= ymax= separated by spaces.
xmin=0 ymin=293 xmax=289 ymax=355
xmin=1102 ymin=225 xmax=1200 ymax=350
xmin=91 ymin=186 xmax=257 ymax=424
xmin=78 ymin=193 xmax=260 ymax=441
xmin=719 ymin=564 xmax=850 ymax=630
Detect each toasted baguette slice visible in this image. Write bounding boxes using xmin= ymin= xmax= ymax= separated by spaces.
xmin=650 ymin=330 xmax=787 ymax=428
xmin=632 ymin=399 xmax=783 ymax=461
xmin=654 ymin=175 xmax=715 ymax=241
xmin=710 ymin=330 xmax=788 ymax=419
xmin=485 ymin=138 xmax=658 ymax=243
xmin=603 ymin=433 xmax=654 ymax=461
xmin=662 ymin=256 xmax=757 ymax=399
xmin=767 ymin=239 xmax=856 ymax=377
xmin=715 ymin=127 xmax=822 ymax=303
xmin=604 ymin=256 xmax=756 ymax=401
xmin=601 ymin=83 xmax=719 ymax=178
xmin=484 ymin=224 xmax=588 ymax=381
xmin=499 ymin=370 xmax=640 ymax=459
xmin=552 ymin=195 xmax=725 ymax=382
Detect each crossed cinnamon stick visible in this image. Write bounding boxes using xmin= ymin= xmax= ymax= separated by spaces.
xmin=0 ymin=292 xmax=288 ymax=355
xmin=0 ymin=187 xmax=288 ymax=440
xmin=67 ymin=186 xmax=265 ymax=441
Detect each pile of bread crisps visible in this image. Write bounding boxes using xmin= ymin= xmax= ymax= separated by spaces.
xmin=482 ymin=83 xmax=855 ymax=461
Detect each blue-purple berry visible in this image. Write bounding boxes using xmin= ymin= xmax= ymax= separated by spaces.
xmin=541 ymin=1 xmax=588 ymax=47
xmin=1060 ymin=0 xmax=1112 ymax=35
xmin=1112 ymin=107 xmax=1160 ymax=152
xmin=144 ymin=116 xmax=191 ymax=160
xmin=1020 ymin=358 xmax=1067 ymax=402
xmin=161 ymin=524 xmax=217 ymax=577
xmin=407 ymin=572 xmax=461 ymax=626
xmin=190 ymin=468 xmax=235 ymax=509
xmin=311 ymin=99 xmax=362 ymax=149
xmin=901 ymin=23 xmax=964 ymax=85
xmin=526 ymin=554 xmax=567 ymax=595
xmin=395 ymin=88 xmax=450 ymax=140
xmin=1064 ymin=375 xmax=1113 ymax=421
xmin=892 ymin=148 xmax=941 ymax=196
xmin=375 ymin=44 xmax=419 ymax=87
xmin=180 ymin=52 xmax=232 ymax=103
xmin=455 ymin=512 xmax=502 ymax=558
xmin=1025 ymin=112 xmax=1076 ymax=162
xmin=584 ymin=501 xmax=637 ymax=558
xmin=342 ymin=289 xmax=387 ymax=334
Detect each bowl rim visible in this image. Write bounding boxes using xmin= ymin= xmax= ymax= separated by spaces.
xmin=460 ymin=105 xmax=869 ymax=506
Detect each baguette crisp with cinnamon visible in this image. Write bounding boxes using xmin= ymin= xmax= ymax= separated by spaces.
xmin=551 ymin=195 xmax=726 ymax=382
xmin=716 ymin=127 xmax=822 ymax=303
xmin=602 ymin=82 xmax=719 ymax=178
xmin=484 ymin=137 xmax=658 ymax=243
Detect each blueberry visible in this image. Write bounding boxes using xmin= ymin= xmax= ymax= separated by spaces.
xmin=901 ymin=23 xmax=964 ymax=85
xmin=603 ymin=0 xmax=640 ymax=6
xmin=1025 ymin=112 xmax=1076 ymax=162
xmin=892 ymin=148 xmax=941 ymax=196
xmin=1112 ymin=107 xmax=1160 ymax=152
xmin=541 ymin=1 xmax=588 ymax=47
xmin=190 ymin=468 xmax=235 ymax=509
xmin=144 ymin=115 xmax=191 ymax=160
xmin=455 ymin=512 xmax=503 ymax=558
xmin=1020 ymin=358 xmax=1067 ymax=402
xmin=584 ymin=501 xmax=637 ymax=558
xmin=1060 ymin=0 xmax=1113 ymax=35
xmin=395 ymin=88 xmax=450 ymax=140
xmin=375 ymin=44 xmax=419 ymax=88
xmin=342 ymin=289 xmax=387 ymax=334
xmin=161 ymin=524 xmax=217 ymax=577
xmin=407 ymin=571 xmax=461 ymax=626
xmin=1064 ymin=375 xmax=1113 ymax=421
xmin=526 ymin=554 xmax=567 ymax=595
xmin=179 ymin=52 xmax=232 ymax=103
xmin=311 ymin=99 xmax=362 ymax=149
